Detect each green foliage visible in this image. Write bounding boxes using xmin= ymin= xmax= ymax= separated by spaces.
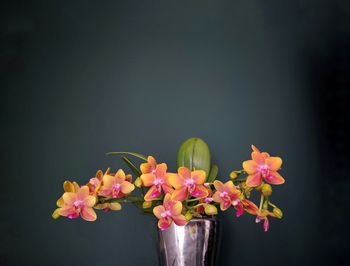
xmin=177 ymin=137 xmax=211 ymax=177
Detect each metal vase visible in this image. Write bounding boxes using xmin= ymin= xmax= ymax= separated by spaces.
xmin=157 ymin=218 xmax=220 ymax=266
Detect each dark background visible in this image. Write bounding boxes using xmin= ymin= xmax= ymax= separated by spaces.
xmin=1 ymin=1 xmax=349 ymax=265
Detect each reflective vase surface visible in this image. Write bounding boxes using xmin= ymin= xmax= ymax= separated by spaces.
xmin=157 ymin=218 xmax=220 ymax=266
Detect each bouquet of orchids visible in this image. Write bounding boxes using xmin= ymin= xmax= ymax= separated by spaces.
xmin=52 ymin=138 xmax=284 ymax=232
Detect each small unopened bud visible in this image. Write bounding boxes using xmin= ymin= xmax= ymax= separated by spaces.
xmin=142 ymin=201 xmax=152 ymax=209
xmin=230 ymin=171 xmax=238 ymax=179
xmin=261 ymin=184 xmax=272 ymax=196
xmin=134 ymin=177 xmax=142 ymax=188
xmin=273 ymin=207 xmax=283 ymax=218
xmin=185 ymin=211 xmax=193 ymax=221
xmin=204 ymin=204 xmax=218 ymax=215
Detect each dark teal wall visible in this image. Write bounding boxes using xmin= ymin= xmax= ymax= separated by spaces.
xmin=1 ymin=1 xmax=348 ymax=265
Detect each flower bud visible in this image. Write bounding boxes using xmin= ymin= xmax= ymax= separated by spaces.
xmin=230 ymin=171 xmax=238 ymax=179
xmin=134 ymin=177 xmax=142 ymax=188
xmin=263 ymin=200 xmax=268 ymax=210
xmin=261 ymin=184 xmax=272 ymax=196
xmin=185 ymin=211 xmax=193 ymax=221
xmin=142 ymin=201 xmax=152 ymax=209
xmin=273 ymin=207 xmax=283 ymax=218
xmin=204 ymin=204 xmax=218 ymax=215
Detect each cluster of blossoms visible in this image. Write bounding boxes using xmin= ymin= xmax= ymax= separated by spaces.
xmin=53 ymin=145 xmax=284 ymax=232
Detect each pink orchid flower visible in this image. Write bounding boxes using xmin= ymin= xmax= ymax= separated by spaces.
xmin=153 ymin=193 xmax=187 ymax=230
xmin=59 ymin=185 xmax=97 ymax=221
xmin=212 ymin=180 xmax=244 ymax=217
xmin=140 ymin=160 xmax=173 ymax=201
xmin=243 ymin=145 xmax=285 ymax=187
xmin=98 ymin=169 xmax=135 ymax=198
xmin=167 ymin=167 xmax=209 ymax=201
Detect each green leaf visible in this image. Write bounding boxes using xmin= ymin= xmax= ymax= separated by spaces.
xmin=121 ymin=156 xmax=141 ymax=177
xmin=106 ymin=151 xmax=147 ymax=161
xmin=177 ymin=137 xmax=211 ymax=175
xmin=207 ymin=164 xmax=218 ymax=183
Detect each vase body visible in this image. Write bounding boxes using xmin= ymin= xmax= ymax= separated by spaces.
xmin=157 ymin=218 xmax=220 ymax=266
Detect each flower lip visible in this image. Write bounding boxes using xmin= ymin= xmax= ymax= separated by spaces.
xmin=112 ymin=183 xmax=121 ymax=190
xmin=73 ymin=200 xmax=84 ymax=208
xmin=220 ymin=191 xmax=228 ymax=198
xmin=153 ymin=178 xmax=163 ymax=186
xmin=185 ymin=179 xmax=195 ymax=186
xmin=161 ymin=210 xmax=171 ymax=218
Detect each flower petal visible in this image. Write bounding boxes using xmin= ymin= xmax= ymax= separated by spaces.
xmin=162 ymin=184 xmax=174 ymax=194
xmin=121 ymin=181 xmax=135 ymax=194
xmin=191 ymin=170 xmax=206 ymax=184
xmin=212 ymin=191 xmax=223 ymax=204
xmin=62 ymin=192 xmax=77 ymax=205
xmin=153 ymin=205 xmax=166 ymax=219
xmin=172 ymin=215 xmax=187 ymax=226
xmin=83 ymin=195 xmax=96 ymax=207
xmin=140 ymin=173 xmax=156 ymax=187
xmin=95 ymin=170 xmax=104 ymax=180
xmin=144 ymin=185 xmax=161 ymax=201
xmin=56 ymin=196 xmax=64 ymax=207
xmin=115 ymin=169 xmax=126 ymax=181
xmin=77 ymin=186 xmax=90 ymax=199
xmin=178 ymin=167 xmax=191 ymax=179
xmin=242 ymin=199 xmax=259 ymax=215
xmin=140 ymin=156 xmax=157 ymax=174
xmin=59 ymin=206 xmax=78 ymax=218
xmin=246 ymin=172 xmax=262 ymax=187
xmin=266 ymin=157 xmax=282 ymax=171
xmin=155 ymin=163 xmax=167 ymax=177
xmin=251 ymin=145 xmax=260 ymax=152
xmin=81 ymin=207 xmax=97 ymax=221
xmin=265 ymin=171 xmax=285 ymax=185
xmin=168 ymin=200 xmax=182 ymax=216
xmin=158 ymin=217 xmax=172 ymax=231
xmin=167 ymin=173 xmax=185 ymax=189
xmin=190 ymin=185 xmax=209 ymax=198
xmin=171 ymin=187 xmax=188 ymax=201
xmin=63 ymin=181 xmax=76 ymax=192
xmin=242 ymin=160 xmax=258 ymax=175
xmin=102 ymin=174 xmax=114 ymax=188
xmin=213 ymin=180 xmax=225 ymax=192
xmin=224 ymin=181 xmax=236 ymax=194
xmin=252 ymin=151 xmax=265 ymax=165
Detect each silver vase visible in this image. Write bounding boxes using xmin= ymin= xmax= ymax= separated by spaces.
xmin=157 ymin=218 xmax=220 ymax=266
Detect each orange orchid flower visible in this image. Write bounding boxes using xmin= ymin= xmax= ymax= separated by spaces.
xmin=59 ymin=185 xmax=97 ymax=221
xmin=212 ymin=180 xmax=244 ymax=216
xmin=242 ymin=199 xmax=277 ymax=232
xmin=52 ymin=181 xmax=80 ymax=219
xmin=167 ymin=167 xmax=209 ymax=201
xmin=153 ymin=193 xmax=187 ymax=230
xmin=98 ymin=169 xmax=135 ymax=198
xmin=243 ymin=145 xmax=285 ymax=187
xmin=140 ymin=156 xmax=173 ymax=201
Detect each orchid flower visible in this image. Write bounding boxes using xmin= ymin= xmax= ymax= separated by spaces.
xmin=167 ymin=167 xmax=209 ymax=201
xmin=140 ymin=157 xmax=173 ymax=201
xmin=212 ymin=180 xmax=244 ymax=217
xmin=52 ymin=181 xmax=80 ymax=219
xmin=98 ymin=169 xmax=135 ymax=198
xmin=243 ymin=199 xmax=277 ymax=232
xmin=59 ymin=185 xmax=97 ymax=221
xmin=153 ymin=193 xmax=187 ymax=230
xmin=243 ymin=145 xmax=284 ymax=187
